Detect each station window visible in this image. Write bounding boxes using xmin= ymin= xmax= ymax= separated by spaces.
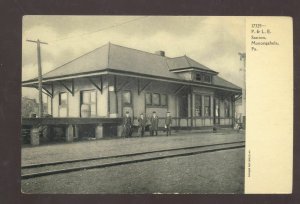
xmin=59 ymin=92 xmax=68 ymax=106
xmin=59 ymin=92 xmax=68 ymax=117
xmin=215 ymin=98 xmax=219 ymax=117
xmin=90 ymin=91 xmax=97 ymax=116
xmin=152 ymin=93 xmax=160 ymax=106
xmin=195 ymin=72 xmax=211 ymax=83
xmin=81 ymin=90 xmax=97 ymax=117
xmin=195 ymin=94 xmax=202 ymax=116
xmin=224 ymin=99 xmax=230 ymax=117
xmin=204 ymin=96 xmax=211 ymax=116
xmin=145 ymin=93 xmax=168 ymax=107
xmin=204 ymin=75 xmax=211 ymax=83
xmin=195 ymin=73 xmax=202 ymax=81
xmin=161 ymin=94 xmax=167 ymax=106
xmin=122 ymin=91 xmax=132 ymax=105
xmin=146 ymin=93 xmax=152 ymax=105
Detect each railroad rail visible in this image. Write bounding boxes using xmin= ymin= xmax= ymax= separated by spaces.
xmin=21 ymin=140 xmax=245 ymax=179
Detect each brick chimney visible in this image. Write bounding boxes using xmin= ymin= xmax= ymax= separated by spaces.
xmin=155 ymin=50 xmax=165 ymax=57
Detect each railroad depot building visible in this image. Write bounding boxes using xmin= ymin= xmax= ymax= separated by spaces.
xmin=22 ymin=43 xmax=242 ymax=144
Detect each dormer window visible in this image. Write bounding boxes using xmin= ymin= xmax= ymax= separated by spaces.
xmin=204 ymin=75 xmax=211 ymax=83
xmin=195 ymin=73 xmax=202 ymax=81
xmin=194 ymin=72 xmax=212 ymax=83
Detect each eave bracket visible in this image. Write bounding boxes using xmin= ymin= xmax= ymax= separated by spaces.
xmin=59 ymin=80 xmax=74 ymax=96
xmin=88 ymin=76 xmax=103 ymax=94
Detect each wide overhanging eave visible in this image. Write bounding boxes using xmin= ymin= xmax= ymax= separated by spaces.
xmin=22 ymin=69 xmax=242 ymax=94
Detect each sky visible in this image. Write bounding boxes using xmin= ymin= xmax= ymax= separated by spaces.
xmin=22 ymin=16 xmax=245 ymax=99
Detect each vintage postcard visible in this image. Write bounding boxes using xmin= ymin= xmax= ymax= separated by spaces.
xmin=20 ymin=16 xmax=293 ymax=194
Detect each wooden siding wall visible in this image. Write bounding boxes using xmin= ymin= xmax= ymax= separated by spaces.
xmin=49 ymin=75 xmax=234 ymax=127
xmin=52 ymin=77 xmax=108 ymax=117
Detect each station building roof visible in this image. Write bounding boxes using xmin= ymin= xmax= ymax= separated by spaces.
xmin=22 ymin=43 xmax=241 ymax=92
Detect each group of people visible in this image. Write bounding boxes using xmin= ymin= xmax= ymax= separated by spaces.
xmin=122 ymin=111 xmax=172 ymax=137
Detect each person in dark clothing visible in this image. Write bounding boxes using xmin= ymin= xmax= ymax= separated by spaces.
xmin=138 ymin=113 xmax=147 ymax=137
xmin=150 ymin=111 xmax=159 ymax=136
xmin=165 ymin=111 xmax=172 ymax=136
xmin=123 ymin=111 xmax=132 ymax=138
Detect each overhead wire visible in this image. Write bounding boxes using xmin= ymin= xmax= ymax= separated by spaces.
xmin=49 ymin=16 xmax=149 ymax=44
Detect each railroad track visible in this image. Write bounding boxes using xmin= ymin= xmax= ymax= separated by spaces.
xmin=21 ymin=141 xmax=245 ymax=179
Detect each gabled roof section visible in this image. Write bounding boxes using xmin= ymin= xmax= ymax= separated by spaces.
xmin=167 ymin=55 xmax=218 ymax=74
xmin=40 ymin=43 xmax=110 ymax=79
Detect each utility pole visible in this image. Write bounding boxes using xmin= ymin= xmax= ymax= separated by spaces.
xmin=238 ymin=52 xmax=246 ymax=127
xmin=27 ymin=39 xmax=48 ymax=117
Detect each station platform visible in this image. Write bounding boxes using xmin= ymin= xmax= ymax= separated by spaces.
xmin=22 ymin=129 xmax=245 ymax=166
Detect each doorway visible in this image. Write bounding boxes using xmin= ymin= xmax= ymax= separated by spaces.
xmin=178 ymin=95 xmax=188 ymax=117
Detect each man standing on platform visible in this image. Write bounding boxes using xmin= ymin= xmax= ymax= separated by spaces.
xmin=150 ymin=111 xmax=159 ymax=136
xmin=138 ymin=113 xmax=147 ymax=137
xmin=165 ymin=111 xmax=172 ymax=136
xmin=123 ymin=111 xmax=132 ymax=138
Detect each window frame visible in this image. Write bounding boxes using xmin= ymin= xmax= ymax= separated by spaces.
xmin=89 ymin=90 xmax=97 ymax=117
xmin=204 ymin=95 xmax=211 ymax=117
xmin=194 ymin=71 xmax=212 ymax=84
xmin=80 ymin=89 xmax=97 ymax=117
xmin=160 ymin=94 xmax=168 ymax=107
xmin=145 ymin=92 xmax=168 ymax=108
xmin=59 ymin=92 xmax=68 ymax=106
xmin=195 ymin=73 xmax=202 ymax=81
xmin=204 ymin=74 xmax=212 ymax=83
xmin=194 ymin=94 xmax=202 ymax=117
xmin=214 ymin=98 xmax=220 ymax=117
xmin=224 ymin=99 xmax=230 ymax=118
xmin=145 ymin=92 xmax=152 ymax=106
xmin=58 ymin=92 xmax=68 ymax=117
xmin=152 ymin=93 xmax=160 ymax=106
xmin=122 ymin=90 xmax=132 ymax=107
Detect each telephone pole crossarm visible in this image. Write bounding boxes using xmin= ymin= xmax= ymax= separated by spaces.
xmin=26 ymin=39 xmax=48 ymax=45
